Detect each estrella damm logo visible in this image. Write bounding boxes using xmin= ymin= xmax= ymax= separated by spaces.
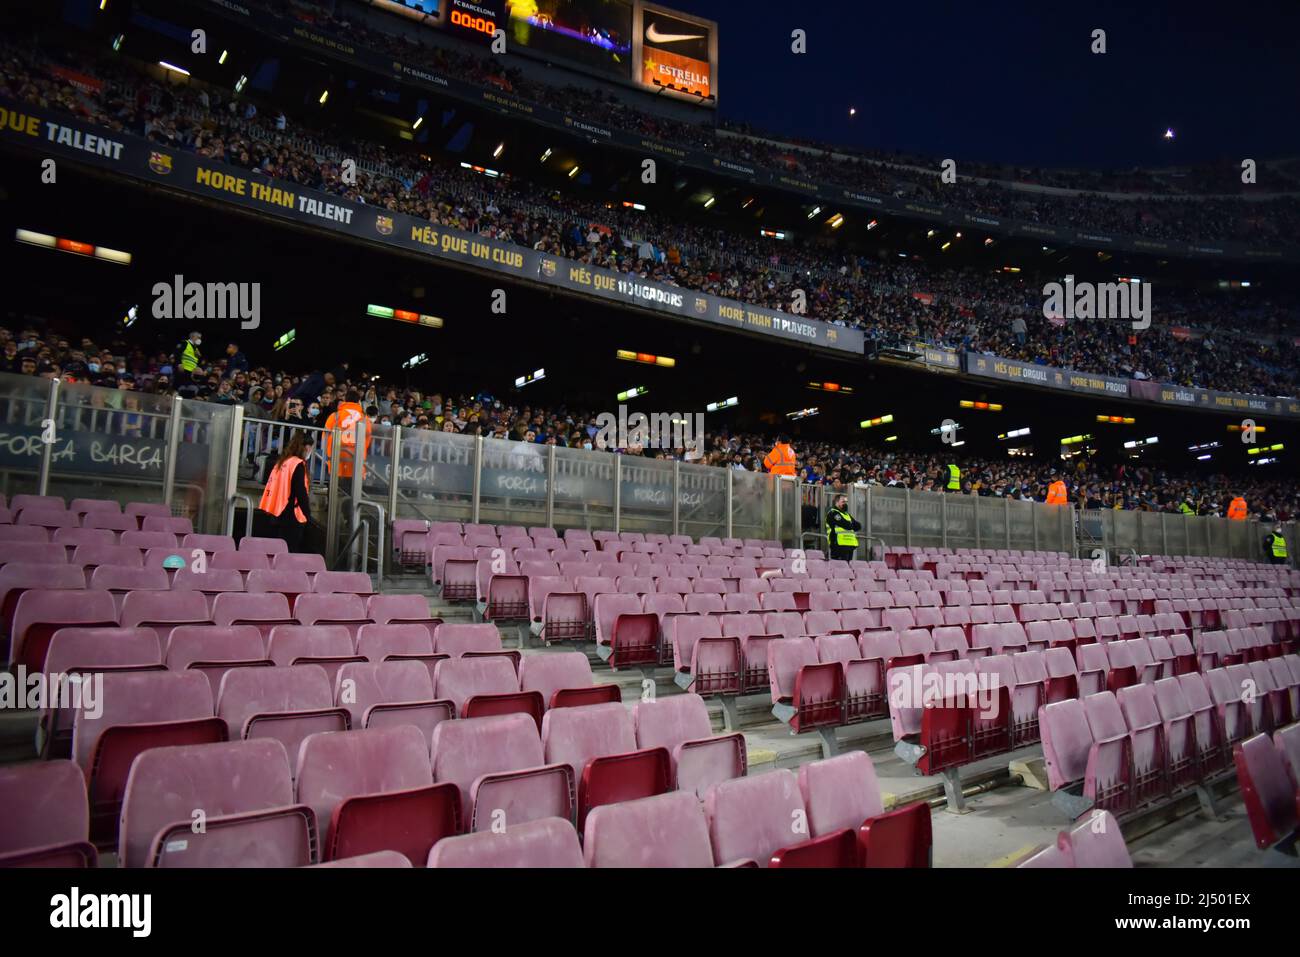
xmin=148 ymin=151 xmax=173 ymax=175
xmin=694 ymin=297 xmax=707 ymax=314
xmin=827 ymin=329 xmax=837 ymax=342
xmin=375 ymin=215 xmax=394 ymax=236
xmin=541 ymin=259 xmax=557 ymax=277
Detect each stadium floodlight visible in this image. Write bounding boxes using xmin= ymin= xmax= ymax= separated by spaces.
xmin=867 ymin=219 xmax=878 ymax=231
xmin=568 ymin=165 xmax=580 ymax=178
xmin=493 ymin=142 xmax=504 ymax=158
xmin=412 ymin=115 xmax=423 ymax=130
xmin=159 ymin=61 xmax=190 ymax=76
xmin=121 ymin=304 xmax=138 ymax=329
xmin=622 ymin=201 xmax=646 ymax=212
xmin=1196 ymin=455 xmax=1212 ymax=461
xmin=1096 ymin=415 xmax=1136 ymax=424
xmin=620 ymin=386 xmax=650 ymax=402
xmin=998 ymin=427 xmax=1031 ymax=440
xmin=703 ymin=196 xmax=716 ymax=209
xmin=827 ymin=214 xmax=844 ymax=229
xmin=806 ymin=206 xmax=822 ymax=220
xmin=516 ymin=369 xmax=546 ymax=389
xmin=235 ymin=74 xmax=247 ymax=93
xmin=884 ymin=435 xmax=898 ymax=442
xmin=759 ymin=229 xmax=787 ymax=240
xmin=218 ymin=49 xmax=227 ymax=64
xmin=1227 ymin=424 xmax=1265 ymax=434
xmin=786 ymin=408 xmax=819 ymax=420
xmin=319 ymin=89 xmax=329 ymax=105
xmin=272 ymin=329 xmax=296 ymax=352
xmin=959 ymin=401 xmax=1002 ymax=412
xmin=1123 ymin=436 xmax=1159 ymax=450
xmin=616 ymin=350 xmax=675 ymax=368
xmin=1247 ymin=444 xmax=1284 ymax=455
xmin=941 ymin=241 xmax=952 ymax=251
xmin=15 ymin=229 xmax=55 ymax=249
xmin=112 ymin=33 xmax=124 ymax=51
xmin=931 ymin=422 xmax=961 ymax=437
xmin=706 ymin=397 xmax=738 ymax=412
xmin=1060 ymin=434 xmax=1092 ymax=446
xmin=807 ymin=382 xmax=853 ymax=394
xmin=539 ymin=148 xmax=552 ymax=162
xmin=1188 ymin=441 xmax=1220 ymax=452
xmin=860 ymin=414 xmax=894 ymax=429
xmin=100 ymin=0 xmax=107 ymax=8
xmin=402 ymin=353 xmax=428 ymax=370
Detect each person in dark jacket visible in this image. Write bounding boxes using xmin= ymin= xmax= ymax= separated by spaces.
xmin=825 ymin=493 xmax=861 ymax=560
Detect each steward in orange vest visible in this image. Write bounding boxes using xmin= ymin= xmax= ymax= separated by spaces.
xmin=257 ymin=431 xmax=313 ymax=551
xmin=324 ymin=390 xmax=372 ymax=480
xmin=1045 ymin=476 xmax=1068 ymax=506
xmin=763 ymin=436 xmax=797 ymax=476
xmin=1227 ymin=496 xmax=1247 ymax=520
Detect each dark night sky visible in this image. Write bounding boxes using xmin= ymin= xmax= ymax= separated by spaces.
xmin=675 ymin=0 xmax=1300 ymax=171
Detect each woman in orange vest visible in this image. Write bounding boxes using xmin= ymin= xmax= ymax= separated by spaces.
xmin=763 ymin=434 xmax=798 ymax=476
xmin=257 ymin=430 xmax=314 ymax=552
xmin=1226 ymin=496 xmax=1247 ymax=520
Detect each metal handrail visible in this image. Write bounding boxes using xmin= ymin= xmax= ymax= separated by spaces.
xmin=226 ymin=493 xmax=254 ymax=537
xmin=335 ymin=519 xmax=370 ymax=573
xmin=352 ymin=501 xmax=387 ymax=580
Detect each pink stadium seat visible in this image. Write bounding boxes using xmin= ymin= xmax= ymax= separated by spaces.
xmin=216 ymin=663 xmax=348 ymax=760
xmin=10 ymin=588 xmax=118 ymax=672
xmin=583 ymin=790 xmax=716 ymax=868
xmin=0 ymin=759 xmax=97 ymax=867
xmin=267 ymin=625 xmax=364 ymax=684
xmin=72 ymin=670 xmax=225 ymax=843
xmin=633 ymin=693 xmax=746 ymax=799
xmin=428 ymin=817 xmax=583 ymax=868
xmin=311 ymin=571 xmax=374 ymax=595
xmin=181 ymin=534 xmax=235 ymax=554
xmin=165 ymin=625 xmax=272 ymax=696
xmin=1234 ymin=732 xmax=1300 ymax=850
xmin=519 ymin=651 xmax=619 ymax=710
xmin=295 ymin=725 xmax=459 ymax=865
xmin=433 ymin=655 xmax=523 ymax=717
xmin=433 ymin=622 xmax=504 ymax=658
xmin=141 ymin=515 xmax=193 ymax=535
xmin=119 ymin=739 xmax=312 ymax=868
xmin=335 ymin=660 xmax=452 ymax=744
xmin=272 ymin=552 xmax=327 ymax=574
xmin=431 ymin=713 xmax=573 ymax=832
xmin=184 ymin=535 xmax=237 ymax=556
xmin=542 ymin=702 xmax=669 ymax=829
xmin=705 ymin=768 xmax=806 ymax=868
xmin=246 ymin=569 xmax=312 ymax=606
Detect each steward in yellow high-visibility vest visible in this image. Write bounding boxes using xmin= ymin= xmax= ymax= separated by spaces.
xmin=825 ymin=494 xmax=860 ymax=560
xmin=946 ymin=464 xmax=961 ymax=492
xmin=1267 ymin=529 xmax=1289 ymax=565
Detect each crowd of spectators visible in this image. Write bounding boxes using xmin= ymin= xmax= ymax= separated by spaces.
xmin=6 ymin=38 xmax=1298 ymax=400
xmin=273 ymin=0 xmax=1300 ymax=246
xmin=3 ymin=321 xmax=1296 ymax=523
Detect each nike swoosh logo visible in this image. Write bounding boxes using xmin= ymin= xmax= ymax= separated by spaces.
xmin=646 ymin=23 xmax=706 ymax=44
